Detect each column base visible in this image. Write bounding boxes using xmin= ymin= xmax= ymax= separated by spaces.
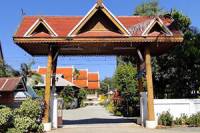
xmin=43 ymin=122 xmax=52 ymax=131
xmin=136 ymin=117 xmax=141 ymax=125
xmin=146 ymin=120 xmax=157 ymax=129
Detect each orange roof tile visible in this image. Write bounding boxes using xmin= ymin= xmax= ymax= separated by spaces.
xmin=75 ymin=70 xmax=88 ymax=80
xmin=88 ymin=81 xmax=100 ymax=90
xmin=73 ymin=80 xmax=88 ymax=88
xmin=38 ymin=67 xmax=73 ymax=82
xmin=88 ymin=72 xmax=99 ymax=81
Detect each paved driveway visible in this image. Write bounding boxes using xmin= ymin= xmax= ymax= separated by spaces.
xmin=62 ymin=105 xmax=136 ymax=127
xmin=49 ymin=105 xmax=200 ymax=133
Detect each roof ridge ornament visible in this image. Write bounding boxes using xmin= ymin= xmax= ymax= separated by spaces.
xmin=67 ymin=0 xmax=131 ymax=37
xmin=97 ymin=0 xmax=103 ymax=7
xmin=38 ymin=16 xmax=44 ymax=21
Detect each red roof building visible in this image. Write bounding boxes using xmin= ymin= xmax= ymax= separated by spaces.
xmin=37 ymin=67 xmax=100 ymax=90
xmin=73 ymin=69 xmax=88 ymax=88
xmin=14 ymin=16 xmax=180 ymax=38
xmin=38 ymin=66 xmax=73 ymax=82
xmin=88 ymin=72 xmax=100 ymax=90
xmin=0 ymin=77 xmax=27 ymax=106
xmin=13 ymin=3 xmax=182 ymax=56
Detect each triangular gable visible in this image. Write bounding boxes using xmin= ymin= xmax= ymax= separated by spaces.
xmin=142 ymin=17 xmax=173 ymax=36
xmin=68 ymin=2 xmax=131 ymax=37
xmin=24 ymin=18 xmax=58 ymax=37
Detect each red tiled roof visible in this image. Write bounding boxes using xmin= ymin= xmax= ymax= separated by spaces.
xmin=0 ymin=77 xmax=22 ymax=92
xmin=15 ymin=16 xmax=82 ymax=37
xmin=15 ymin=16 xmax=179 ymax=37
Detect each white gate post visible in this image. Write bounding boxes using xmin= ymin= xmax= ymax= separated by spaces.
xmin=50 ymin=93 xmax=58 ymax=129
xmin=140 ymin=92 xmax=147 ymax=126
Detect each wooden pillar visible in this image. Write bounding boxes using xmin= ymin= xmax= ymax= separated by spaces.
xmin=43 ymin=48 xmax=53 ymax=123
xmin=145 ymin=47 xmax=155 ymax=121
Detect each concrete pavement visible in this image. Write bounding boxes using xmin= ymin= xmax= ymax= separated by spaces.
xmin=49 ymin=105 xmax=200 ymax=133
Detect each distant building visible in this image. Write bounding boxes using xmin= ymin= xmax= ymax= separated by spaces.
xmin=37 ymin=66 xmax=100 ymax=90
xmin=38 ymin=66 xmax=73 ymax=82
xmin=73 ymin=69 xmax=88 ymax=88
xmin=88 ymin=72 xmax=100 ymax=90
xmin=0 ymin=77 xmax=34 ymax=107
xmin=35 ymin=74 xmax=80 ymax=94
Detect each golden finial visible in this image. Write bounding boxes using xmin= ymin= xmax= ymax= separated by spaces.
xmin=97 ymin=0 xmax=103 ymax=7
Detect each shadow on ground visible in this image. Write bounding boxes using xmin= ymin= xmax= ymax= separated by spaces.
xmin=63 ymin=118 xmax=137 ymax=125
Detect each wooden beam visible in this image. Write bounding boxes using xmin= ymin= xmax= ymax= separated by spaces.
xmin=145 ymin=47 xmax=155 ymax=121
xmin=43 ymin=47 xmax=53 ymax=123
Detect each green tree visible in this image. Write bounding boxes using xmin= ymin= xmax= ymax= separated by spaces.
xmin=132 ymin=0 xmax=200 ymax=98
xmin=60 ymin=86 xmax=75 ymax=109
xmin=0 ymin=63 xmax=20 ymax=77
xmin=21 ymin=61 xmax=43 ymax=86
xmin=99 ymin=77 xmax=113 ymax=94
xmin=113 ymin=63 xmax=137 ymax=94
xmin=113 ymin=63 xmax=138 ymax=116
xmin=134 ymin=0 xmax=164 ymax=16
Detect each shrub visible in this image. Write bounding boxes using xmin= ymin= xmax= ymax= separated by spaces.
xmin=187 ymin=112 xmax=200 ymax=127
xmin=0 ymin=99 xmax=44 ymax=133
xmin=12 ymin=116 xmax=43 ymax=133
xmin=0 ymin=106 xmax=13 ymax=132
xmin=114 ymin=111 xmax=122 ymax=116
xmin=174 ymin=114 xmax=189 ymax=125
xmin=14 ymin=98 xmax=42 ymax=119
xmin=6 ymin=128 xmax=22 ymax=133
xmin=106 ymin=102 xmax=115 ymax=113
xmin=13 ymin=99 xmax=44 ymax=132
xmin=60 ymin=86 xmax=74 ymax=109
xmin=13 ymin=116 xmax=35 ymax=133
xmin=78 ymin=89 xmax=88 ymax=107
xmin=158 ymin=111 xmax=174 ymax=126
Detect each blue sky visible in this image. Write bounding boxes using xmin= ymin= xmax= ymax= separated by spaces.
xmin=0 ymin=0 xmax=199 ymax=80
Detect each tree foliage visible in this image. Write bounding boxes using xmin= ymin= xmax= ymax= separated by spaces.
xmin=134 ymin=0 xmax=164 ymax=16
xmin=113 ymin=63 xmax=137 ymax=94
xmin=113 ymin=63 xmax=139 ymax=116
xmin=99 ymin=77 xmax=113 ymax=94
xmin=120 ymin=0 xmax=200 ymax=98
xmin=0 ymin=63 xmax=20 ymax=77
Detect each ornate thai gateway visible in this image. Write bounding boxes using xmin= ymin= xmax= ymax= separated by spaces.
xmin=13 ymin=0 xmax=183 ymax=129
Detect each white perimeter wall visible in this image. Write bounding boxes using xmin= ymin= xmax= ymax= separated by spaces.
xmin=140 ymin=92 xmax=200 ymax=125
xmin=154 ymin=99 xmax=200 ymax=119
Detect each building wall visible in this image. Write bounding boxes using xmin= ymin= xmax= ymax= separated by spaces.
xmin=0 ymin=92 xmax=14 ymax=105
